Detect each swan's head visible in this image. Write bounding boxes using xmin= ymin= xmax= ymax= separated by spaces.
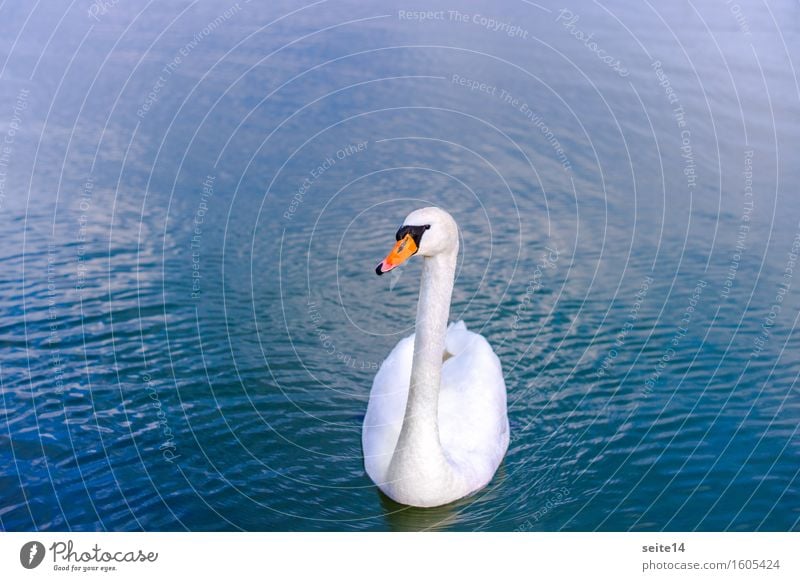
xmin=375 ymin=207 xmax=458 ymax=275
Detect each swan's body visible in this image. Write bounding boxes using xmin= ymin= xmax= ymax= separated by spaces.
xmin=363 ymin=207 xmax=509 ymax=507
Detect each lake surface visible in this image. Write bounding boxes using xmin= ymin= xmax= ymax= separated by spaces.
xmin=1 ymin=0 xmax=799 ymax=531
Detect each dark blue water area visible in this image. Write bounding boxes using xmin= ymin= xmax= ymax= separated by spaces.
xmin=0 ymin=0 xmax=798 ymax=530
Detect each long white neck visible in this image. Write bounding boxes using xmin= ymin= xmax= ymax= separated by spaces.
xmin=387 ymin=245 xmax=459 ymax=500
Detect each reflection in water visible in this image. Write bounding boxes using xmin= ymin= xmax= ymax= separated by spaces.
xmin=380 ymin=463 xmax=509 ymax=531
xmin=379 ymin=493 xmax=461 ymax=532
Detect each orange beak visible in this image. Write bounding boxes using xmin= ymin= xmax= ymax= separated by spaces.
xmin=376 ymin=234 xmax=418 ymax=275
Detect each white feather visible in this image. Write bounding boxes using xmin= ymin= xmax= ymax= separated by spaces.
xmin=362 ymin=207 xmax=509 ymax=507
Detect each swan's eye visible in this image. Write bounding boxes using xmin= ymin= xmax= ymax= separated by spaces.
xmin=395 ymin=224 xmax=431 ymax=243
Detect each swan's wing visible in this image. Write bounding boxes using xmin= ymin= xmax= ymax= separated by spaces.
xmin=362 ymin=334 xmax=414 ymax=483
xmin=440 ymin=321 xmax=509 ymax=486
xmin=363 ymin=322 xmax=509 ymax=489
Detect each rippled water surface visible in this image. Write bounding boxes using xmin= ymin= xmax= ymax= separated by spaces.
xmin=1 ymin=0 xmax=799 ymax=531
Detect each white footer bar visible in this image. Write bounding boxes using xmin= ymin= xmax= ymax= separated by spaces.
xmin=1 ymin=532 xmax=796 ymax=580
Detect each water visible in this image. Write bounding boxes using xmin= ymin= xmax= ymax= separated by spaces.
xmin=1 ymin=0 xmax=799 ymax=531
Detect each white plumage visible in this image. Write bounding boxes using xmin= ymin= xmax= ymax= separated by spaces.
xmin=363 ymin=208 xmax=509 ymax=507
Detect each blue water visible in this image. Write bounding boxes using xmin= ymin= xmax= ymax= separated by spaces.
xmin=1 ymin=0 xmax=799 ymax=531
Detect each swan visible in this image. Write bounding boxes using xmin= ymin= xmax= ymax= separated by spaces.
xmin=363 ymin=207 xmax=509 ymax=507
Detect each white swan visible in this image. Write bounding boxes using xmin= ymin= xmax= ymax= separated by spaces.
xmin=363 ymin=207 xmax=509 ymax=507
